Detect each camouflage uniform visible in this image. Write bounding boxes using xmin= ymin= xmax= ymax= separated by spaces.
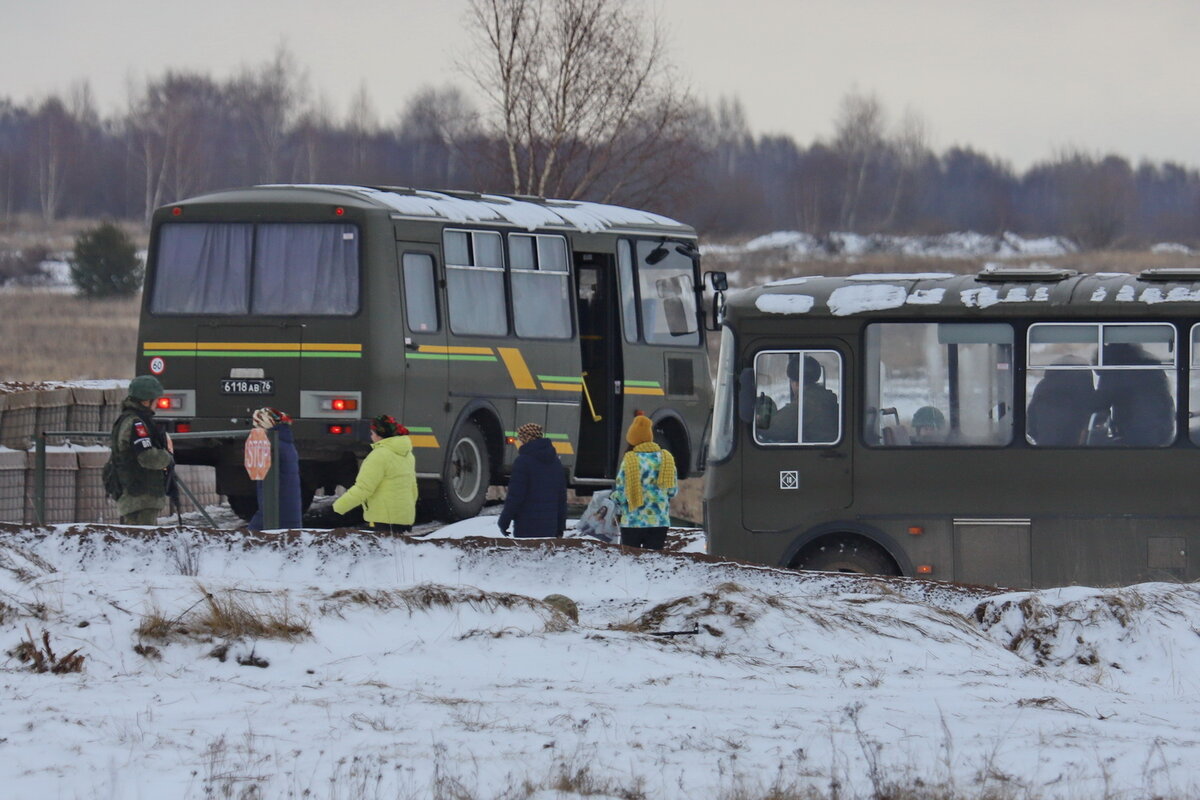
xmin=111 ymin=397 xmax=172 ymax=524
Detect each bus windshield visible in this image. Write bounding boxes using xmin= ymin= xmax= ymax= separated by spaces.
xmin=150 ymin=222 xmax=360 ymax=315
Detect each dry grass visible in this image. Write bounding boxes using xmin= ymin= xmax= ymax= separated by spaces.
xmin=8 ymin=626 xmax=85 ymax=673
xmin=0 ymin=288 xmax=140 ymax=380
xmin=137 ymin=586 xmax=310 ymax=643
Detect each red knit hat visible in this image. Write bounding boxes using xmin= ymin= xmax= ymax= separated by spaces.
xmin=371 ymin=414 xmax=409 ymax=438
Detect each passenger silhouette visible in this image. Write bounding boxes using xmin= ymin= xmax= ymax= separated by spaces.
xmin=1095 ymin=343 xmax=1175 ymax=446
xmin=1026 ymin=357 xmax=1100 ymax=446
xmin=760 ymin=356 xmax=839 ymax=444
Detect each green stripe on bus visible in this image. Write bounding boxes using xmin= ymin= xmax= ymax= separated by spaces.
xmin=536 ymin=375 xmax=583 ymax=383
xmin=625 ymin=380 xmax=662 ymax=387
xmin=405 ymin=426 xmax=433 ymax=433
xmin=142 ymin=350 xmax=361 ymax=358
xmin=505 ymin=430 xmax=570 ymax=440
xmin=405 ymin=353 xmax=498 ymax=362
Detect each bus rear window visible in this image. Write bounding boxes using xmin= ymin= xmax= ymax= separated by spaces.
xmin=151 ymin=222 xmax=360 ymax=315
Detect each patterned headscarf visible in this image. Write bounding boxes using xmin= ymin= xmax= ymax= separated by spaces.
xmin=371 ymin=414 xmax=409 ymax=438
xmin=252 ymin=407 xmax=291 ymax=429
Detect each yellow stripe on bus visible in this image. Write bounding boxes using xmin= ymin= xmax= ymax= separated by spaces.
xmin=418 ymin=345 xmax=495 ymax=355
xmin=541 ymin=383 xmax=583 ymax=392
xmin=409 ymin=434 xmax=440 ymax=448
xmin=551 ymin=441 xmax=575 ymax=455
xmin=496 ymin=347 xmax=538 ymax=390
xmin=143 ymin=342 xmax=363 ymax=352
xmin=625 ymin=386 xmax=666 ymax=396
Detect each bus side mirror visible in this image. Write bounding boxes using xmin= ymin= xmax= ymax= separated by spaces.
xmin=737 ymin=368 xmax=756 ymax=424
xmin=704 ymin=271 xmax=727 ymax=332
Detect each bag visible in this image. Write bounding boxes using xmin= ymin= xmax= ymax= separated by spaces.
xmin=576 ymin=490 xmax=620 ymax=543
xmin=102 ymin=457 xmax=122 ymax=501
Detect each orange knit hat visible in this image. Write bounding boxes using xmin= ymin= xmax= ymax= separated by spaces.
xmin=625 ymin=412 xmax=654 ymax=446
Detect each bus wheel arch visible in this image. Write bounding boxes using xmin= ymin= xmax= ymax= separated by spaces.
xmin=650 ymin=411 xmax=691 ymax=479
xmin=783 ymin=523 xmax=909 ymax=577
xmin=436 ymin=406 xmax=500 ymax=522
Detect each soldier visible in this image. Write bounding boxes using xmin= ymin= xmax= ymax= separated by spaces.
xmin=109 ymin=375 xmax=173 ymax=525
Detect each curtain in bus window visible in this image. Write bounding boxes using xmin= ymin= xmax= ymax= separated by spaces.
xmin=151 ymin=223 xmax=252 ymax=314
xmin=402 ymin=253 xmax=439 ymax=333
xmin=512 ymin=272 xmax=571 ymax=338
xmin=253 ymin=224 xmax=359 ymax=315
xmin=447 ymin=267 xmax=507 ymax=335
xmin=635 ymin=242 xmax=699 ymax=346
xmin=865 ymin=322 xmax=1013 ymax=447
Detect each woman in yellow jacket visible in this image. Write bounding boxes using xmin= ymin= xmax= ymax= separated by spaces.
xmin=332 ymin=415 xmax=417 ymax=533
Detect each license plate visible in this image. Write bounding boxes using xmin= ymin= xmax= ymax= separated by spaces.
xmin=220 ymin=378 xmax=275 ymax=395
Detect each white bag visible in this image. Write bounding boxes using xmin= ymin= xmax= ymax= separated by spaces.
xmin=575 ymin=490 xmax=620 ymax=543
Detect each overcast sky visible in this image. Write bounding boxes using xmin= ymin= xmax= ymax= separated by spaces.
xmin=3 ymin=0 xmax=1197 ymax=171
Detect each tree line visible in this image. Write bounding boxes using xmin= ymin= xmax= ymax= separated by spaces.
xmin=1 ymin=24 xmax=1197 ymax=249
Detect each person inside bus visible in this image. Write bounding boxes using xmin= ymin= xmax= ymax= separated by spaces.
xmin=247 ymin=407 xmax=303 ymax=531
xmin=1026 ymin=356 xmax=1101 ymax=446
xmin=1095 ymin=342 xmax=1175 ymax=446
xmin=910 ymin=406 xmax=947 ymax=444
xmin=332 ymin=414 xmax=417 ymax=533
xmin=760 ymin=356 xmax=839 ymax=444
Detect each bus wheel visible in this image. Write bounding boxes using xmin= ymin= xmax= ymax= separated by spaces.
xmin=438 ymin=422 xmax=490 ymax=521
xmin=794 ymin=535 xmax=899 ymax=576
xmin=227 ymin=494 xmax=257 ymax=522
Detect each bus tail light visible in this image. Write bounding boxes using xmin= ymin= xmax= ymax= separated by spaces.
xmin=916 ymin=565 xmax=933 ymax=575
xmin=174 ymin=422 xmax=192 ymax=433
xmin=907 ymin=526 xmax=924 ymax=536
xmin=327 ymin=424 xmax=350 ymax=435
xmin=301 ymin=391 xmax=362 ymax=418
xmin=152 ymin=390 xmax=194 ymax=417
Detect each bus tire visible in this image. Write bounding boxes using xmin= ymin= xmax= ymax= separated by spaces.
xmin=794 ymin=535 xmax=899 ymax=576
xmin=437 ymin=421 xmax=490 ymax=521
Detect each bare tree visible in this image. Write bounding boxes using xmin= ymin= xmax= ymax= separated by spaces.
xmin=883 ymin=107 xmax=930 ymax=229
xmin=833 ymin=89 xmax=887 ymax=231
xmin=398 ymin=85 xmax=479 ymax=187
xmin=228 ymin=45 xmax=308 ymax=183
xmin=462 ymin=0 xmax=692 ymax=202
xmin=29 ymin=96 xmax=79 ymax=222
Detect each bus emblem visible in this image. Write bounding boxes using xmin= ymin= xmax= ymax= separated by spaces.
xmin=779 ymin=470 xmax=799 ymax=490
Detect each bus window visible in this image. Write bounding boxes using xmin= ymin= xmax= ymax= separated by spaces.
xmin=445 ymin=229 xmax=507 ymax=336
xmin=1029 ymin=323 xmax=1176 ymax=447
xmin=635 ymin=241 xmax=699 ymax=346
xmin=510 ymin=233 xmax=571 ymax=339
xmin=254 ymin=224 xmax=359 ymax=315
xmin=401 ymin=253 xmax=439 ymax=333
xmin=153 ymin=223 xmax=252 ymax=314
xmin=753 ymin=350 xmax=841 ymax=446
xmin=708 ymin=327 xmax=737 ymax=461
xmin=1191 ymin=324 xmax=1200 ymax=444
xmin=617 ymin=240 xmax=639 ymax=343
xmin=865 ymin=322 xmax=1013 ymax=447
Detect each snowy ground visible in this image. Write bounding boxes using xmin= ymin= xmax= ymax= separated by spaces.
xmin=3 ymin=514 xmax=1200 ymax=800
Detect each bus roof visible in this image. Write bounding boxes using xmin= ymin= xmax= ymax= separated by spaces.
xmin=164 ymin=184 xmax=696 ymax=237
xmin=726 ymin=268 xmax=1200 ymax=323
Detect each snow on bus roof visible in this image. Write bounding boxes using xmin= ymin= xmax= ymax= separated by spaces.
xmin=258 ymin=184 xmax=689 ymax=234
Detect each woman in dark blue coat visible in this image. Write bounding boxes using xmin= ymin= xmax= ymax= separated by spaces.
xmin=498 ymin=423 xmax=567 ymax=538
xmin=248 ymin=407 xmax=304 ymax=531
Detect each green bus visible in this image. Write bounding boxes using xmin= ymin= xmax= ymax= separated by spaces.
xmin=704 ymin=265 xmax=1200 ymax=588
xmin=138 ymin=184 xmax=711 ymax=520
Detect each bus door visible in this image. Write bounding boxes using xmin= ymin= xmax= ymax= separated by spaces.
xmin=742 ymin=343 xmax=852 ymax=531
xmin=397 ymin=248 xmax=449 ymax=468
xmin=194 ymin=321 xmax=303 ymax=422
xmin=574 ymin=254 xmax=623 ymax=479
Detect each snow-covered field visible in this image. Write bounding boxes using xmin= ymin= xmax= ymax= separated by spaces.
xmin=3 ymin=514 xmax=1199 ymax=799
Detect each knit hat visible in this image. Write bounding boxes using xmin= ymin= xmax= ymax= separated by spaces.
xmin=625 ymin=412 xmax=654 ymax=446
xmin=371 ymin=414 xmax=409 ymax=438
xmin=252 ymin=407 xmax=291 ymax=429
xmin=128 ymin=375 xmax=164 ymax=402
xmin=517 ymin=422 xmax=544 ymax=442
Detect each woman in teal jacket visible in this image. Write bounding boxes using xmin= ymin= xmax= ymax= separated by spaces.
xmin=333 ymin=415 xmax=417 ymax=532
xmin=609 ymin=412 xmax=677 ymax=550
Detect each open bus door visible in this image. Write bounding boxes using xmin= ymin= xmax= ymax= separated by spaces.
xmin=574 ymin=253 xmax=623 ymax=480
